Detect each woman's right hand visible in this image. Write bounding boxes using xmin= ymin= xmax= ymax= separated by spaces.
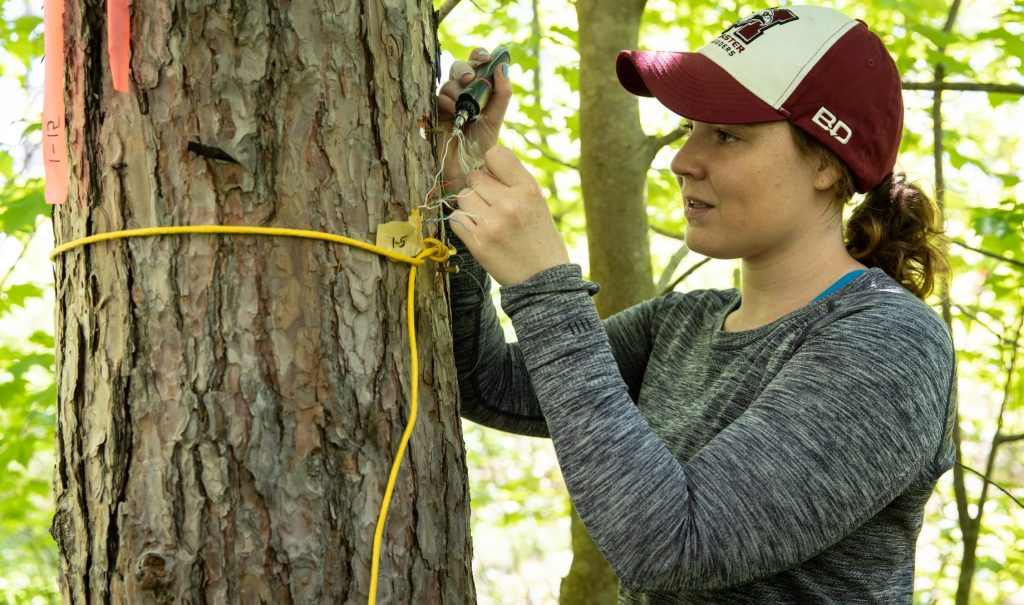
xmin=436 ymin=47 xmax=513 ymax=191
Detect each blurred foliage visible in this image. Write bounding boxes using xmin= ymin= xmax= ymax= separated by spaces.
xmin=0 ymin=0 xmax=58 ymax=602
xmin=0 ymin=0 xmax=1021 ymax=603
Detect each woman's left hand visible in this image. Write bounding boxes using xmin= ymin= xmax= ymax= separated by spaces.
xmin=448 ymin=146 xmax=570 ymax=286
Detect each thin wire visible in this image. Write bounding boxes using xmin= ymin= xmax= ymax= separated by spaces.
xmin=454 ymin=128 xmax=485 ymax=175
xmin=50 ymin=226 xmax=453 ymax=605
xmin=423 ymin=131 xmax=459 ymax=211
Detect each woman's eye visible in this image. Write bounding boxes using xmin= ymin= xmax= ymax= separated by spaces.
xmin=714 ymin=129 xmax=738 ymax=143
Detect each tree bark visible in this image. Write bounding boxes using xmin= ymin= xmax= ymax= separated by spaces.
xmin=561 ymin=0 xmax=653 ymax=603
xmin=50 ymin=1 xmax=474 ymax=603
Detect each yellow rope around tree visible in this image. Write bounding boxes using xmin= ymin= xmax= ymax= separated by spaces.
xmin=50 ymin=222 xmax=455 ymax=605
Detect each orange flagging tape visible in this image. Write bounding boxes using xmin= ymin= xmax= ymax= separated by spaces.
xmin=43 ymin=0 xmax=68 ymax=204
xmin=108 ymin=0 xmax=131 ymax=92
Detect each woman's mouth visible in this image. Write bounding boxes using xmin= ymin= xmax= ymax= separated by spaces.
xmin=685 ymin=197 xmax=715 ymax=219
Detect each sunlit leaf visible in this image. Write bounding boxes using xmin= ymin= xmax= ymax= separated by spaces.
xmin=0 ymin=180 xmax=46 ymax=236
xmin=0 ymin=283 xmax=45 ymax=314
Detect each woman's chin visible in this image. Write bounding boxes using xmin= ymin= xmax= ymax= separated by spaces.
xmin=684 ymin=232 xmax=736 ymax=261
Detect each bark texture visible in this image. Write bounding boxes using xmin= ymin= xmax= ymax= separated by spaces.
xmin=561 ymin=0 xmax=654 ymax=603
xmin=50 ymin=1 xmax=474 ymax=603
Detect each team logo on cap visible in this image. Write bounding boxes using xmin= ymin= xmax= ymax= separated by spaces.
xmin=711 ymin=8 xmax=800 ymax=56
xmin=727 ymin=8 xmax=799 ymax=44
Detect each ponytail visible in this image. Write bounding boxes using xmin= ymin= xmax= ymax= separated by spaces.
xmin=790 ymin=125 xmax=949 ymax=300
xmin=844 ymin=173 xmax=949 ymax=300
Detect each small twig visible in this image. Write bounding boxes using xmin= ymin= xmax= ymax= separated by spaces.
xmin=953 ymin=239 xmax=1024 ymax=271
xmin=958 ymin=463 xmax=1024 ymax=510
xmin=972 ymin=307 xmax=1024 ymax=525
xmin=0 ymin=229 xmax=38 ymax=293
xmin=506 ymin=122 xmax=580 ymax=171
xmin=662 ymin=257 xmax=712 ymax=295
xmin=646 ymin=123 xmax=690 ymax=156
xmin=436 ymin=0 xmax=463 ymax=23
xmin=953 ymin=304 xmax=1012 ymax=345
xmin=994 ymin=433 xmax=1024 ymax=446
xmin=655 ymin=243 xmax=689 ymax=291
xmin=902 ymin=81 xmax=1024 ymax=95
xmin=649 ymin=224 xmax=685 ymax=241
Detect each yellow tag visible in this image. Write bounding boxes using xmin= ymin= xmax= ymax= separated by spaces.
xmin=375 ymin=210 xmax=424 ymax=257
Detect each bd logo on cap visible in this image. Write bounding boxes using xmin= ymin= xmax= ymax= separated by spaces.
xmin=728 ymin=8 xmax=800 ymax=44
xmin=812 ymin=107 xmax=853 ymax=144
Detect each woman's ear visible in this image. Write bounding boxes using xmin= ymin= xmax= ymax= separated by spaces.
xmin=813 ymin=156 xmax=842 ymax=192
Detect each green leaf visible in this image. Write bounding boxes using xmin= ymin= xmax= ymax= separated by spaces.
xmin=987 ymin=92 xmax=1021 ymax=108
xmin=547 ymin=26 xmax=578 ymax=47
xmin=28 ymin=331 xmax=54 ymax=348
xmin=0 ymin=179 xmax=47 ymax=236
xmin=975 ymin=27 xmax=1024 ymax=58
xmin=0 ymin=149 xmax=13 ymax=180
xmin=0 ymin=283 xmax=46 ymax=316
xmin=21 ymin=121 xmax=42 ymax=139
xmin=992 ymin=172 xmax=1022 ymax=188
xmin=0 ymin=13 xmax=44 ymax=71
xmin=909 ymin=24 xmax=961 ymax=49
xmin=924 ymin=48 xmax=975 ymax=78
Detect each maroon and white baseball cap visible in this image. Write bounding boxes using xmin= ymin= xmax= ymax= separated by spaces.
xmin=617 ymin=5 xmax=903 ymax=192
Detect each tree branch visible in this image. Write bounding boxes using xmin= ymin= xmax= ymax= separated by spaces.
xmin=930 ymin=7 xmax=972 ymax=584
xmin=506 ymin=122 xmax=580 ymax=171
xmin=528 ymin=0 xmax=564 ymax=213
xmin=953 ymin=239 xmax=1024 ymax=271
xmin=649 ymin=224 xmax=685 ymax=241
xmin=662 ymin=257 xmax=712 ymax=295
xmin=953 ymin=304 xmax=1012 ymax=345
xmin=655 ymin=243 xmax=690 ymax=291
xmin=436 ymin=0 xmax=462 ymax=23
xmin=0 ymin=228 xmax=37 ymax=293
xmin=902 ymin=81 xmax=1024 ymax=95
xmin=958 ymin=463 xmax=1024 ymax=511
xmin=972 ymin=305 xmax=1024 ymax=529
xmin=953 ymin=423 xmax=972 ymax=534
xmin=994 ymin=433 xmax=1024 ymax=446
xmin=942 ymin=0 xmax=963 ymax=34
xmin=646 ymin=124 xmax=689 ymax=156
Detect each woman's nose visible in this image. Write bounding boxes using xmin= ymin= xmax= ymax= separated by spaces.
xmin=670 ymin=139 xmax=704 ymax=183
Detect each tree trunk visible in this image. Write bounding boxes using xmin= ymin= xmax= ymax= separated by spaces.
xmin=49 ymin=2 xmax=474 ymax=603
xmin=561 ymin=0 xmax=653 ymax=603
xmin=576 ymin=0 xmax=654 ymax=319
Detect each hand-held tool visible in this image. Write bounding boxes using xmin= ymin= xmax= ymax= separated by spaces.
xmin=453 ymin=46 xmax=511 ymax=133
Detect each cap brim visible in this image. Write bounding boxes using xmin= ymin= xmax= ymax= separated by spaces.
xmin=616 ymin=50 xmax=783 ymax=124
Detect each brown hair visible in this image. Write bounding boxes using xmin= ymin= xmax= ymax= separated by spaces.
xmin=791 ymin=127 xmax=949 ymax=300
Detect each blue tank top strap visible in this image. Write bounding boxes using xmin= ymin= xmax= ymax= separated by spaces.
xmin=813 ymin=269 xmax=867 ymax=302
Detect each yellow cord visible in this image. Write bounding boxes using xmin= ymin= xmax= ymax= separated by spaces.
xmin=48 ymin=225 xmax=429 ymax=265
xmin=50 ymin=224 xmax=454 ymax=605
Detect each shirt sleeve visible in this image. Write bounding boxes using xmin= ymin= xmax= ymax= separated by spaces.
xmin=446 ymin=238 xmax=550 ymax=437
xmin=500 ymin=271 xmax=955 ymax=592
xmin=447 ymin=249 xmax=659 ymax=435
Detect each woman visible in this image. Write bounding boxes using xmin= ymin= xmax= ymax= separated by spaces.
xmin=436 ymin=5 xmax=956 ymax=603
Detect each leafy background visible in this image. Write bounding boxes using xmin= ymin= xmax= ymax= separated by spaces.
xmin=1 ymin=0 xmax=1022 ymax=603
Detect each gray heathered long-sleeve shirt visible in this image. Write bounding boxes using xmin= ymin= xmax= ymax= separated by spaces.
xmin=448 ymin=248 xmax=957 ymax=604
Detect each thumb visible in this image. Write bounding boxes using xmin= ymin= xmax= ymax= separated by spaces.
xmin=482 ymin=63 xmax=512 ymax=125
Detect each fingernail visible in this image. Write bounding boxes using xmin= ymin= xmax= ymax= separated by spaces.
xmin=501 ymin=64 xmax=508 ymax=76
